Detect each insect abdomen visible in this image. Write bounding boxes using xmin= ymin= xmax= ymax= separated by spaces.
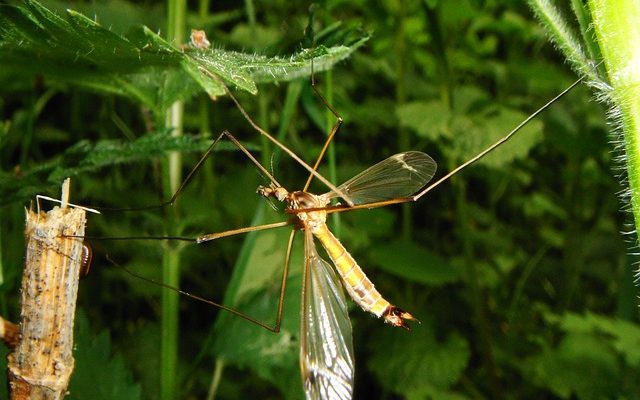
xmin=312 ymin=223 xmax=389 ymax=317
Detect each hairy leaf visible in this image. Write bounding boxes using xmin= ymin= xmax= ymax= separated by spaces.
xmin=0 ymin=1 xmax=368 ymax=111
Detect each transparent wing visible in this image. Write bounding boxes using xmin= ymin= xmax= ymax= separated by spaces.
xmin=300 ymin=231 xmax=354 ymax=400
xmin=324 ymin=151 xmax=437 ymax=205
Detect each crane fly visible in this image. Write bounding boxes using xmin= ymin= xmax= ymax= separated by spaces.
xmin=153 ymin=67 xmax=583 ymax=398
xmin=256 ymin=151 xmax=436 ymax=398
xmin=179 ymin=140 xmax=438 ymax=398
xmin=77 ymin=58 xmax=585 ymax=398
xmin=260 ymin=151 xmax=436 ymax=330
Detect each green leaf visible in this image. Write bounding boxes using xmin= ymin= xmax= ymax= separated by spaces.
xmin=0 ymin=130 xmax=243 ymax=206
xmin=522 ymin=192 xmax=568 ymax=219
xmin=396 ymin=100 xmax=453 ymax=141
xmin=0 ymin=1 xmax=368 ymax=111
xmin=369 ymin=239 xmax=461 ymax=285
xmin=524 ymin=333 xmax=620 ymax=400
xmin=68 ymin=311 xmax=142 ymax=400
xmin=340 ymin=208 xmax=396 ymax=251
xmin=546 ymin=312 xmax=640 ymax=367
xmin=0 ymin=343 xmax=8 ymax=394
xmin=121 ymin=322 xmax=161 ymax=399
xmin=522 ymin=311 xmax=640 ymax=398
xmin=450 ymin=105 xmax=544 ymax=168
xmin=368 ymin=319 xmax=470 ymax=399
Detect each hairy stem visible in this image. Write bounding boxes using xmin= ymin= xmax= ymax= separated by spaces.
xmin=589 ymin=0 xmax=640 ymax=240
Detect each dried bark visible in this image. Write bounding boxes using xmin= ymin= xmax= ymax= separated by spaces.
xmin=7 ymin=206 xmax=86 ymax=400
xmin=0 ymin=316 xmax=19 ymax=348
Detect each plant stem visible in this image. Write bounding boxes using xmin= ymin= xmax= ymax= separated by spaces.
xmin=198 ymin=0 xmax=210 ymax=18
xmin=160 ymin=248 xmax=180 ymax=400
xmin=589 ymin=0 xmax=640 ymax=239
xmin=244 ymin=0 xmax=256 ymax=38
xmin=162 ymin=0 xmax=186 ymax=399
xmin=206 ymin=358 xmax=225 ymax=400
xmin=424 ymin=4 xmax=453 ymax=109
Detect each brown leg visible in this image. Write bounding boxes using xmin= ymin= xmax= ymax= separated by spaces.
xmin=302 ymin=79 xmax=344 ymax=193
xmin=198 ymin=66 xmax=354 ymax=205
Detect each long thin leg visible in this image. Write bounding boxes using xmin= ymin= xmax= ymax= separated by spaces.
xmin=86 ymin=120 xmax=302 ymax=332
xmin=411 ymin=76 xmax=584 ymax=202
xmin=98 ymin=130 xmax=281 ymax=212
xmin=74 ymin=129 xmax=292 ymax=242
xmin=272 ymin=229 xmax=297 ymax=332
xmin=198 ymin=67 xmax=354 ymax=206
xmin=197 ymin=221 xmax=292 ymax=243
xmin=107 ymin=229 xmax=297 ymax=332
xmin=78 ymin=220 xmax=293 ymax=243
xmin=288 ymin=75 xmax=586 ymax=215
xmin=302 ymin=79 xmax=343 ymax=192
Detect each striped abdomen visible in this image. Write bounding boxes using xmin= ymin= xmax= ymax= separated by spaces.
xmin=311 ymin=222 xmax=418 ymax=330
xmin=311 ymin=222 xmax=389 ymax=317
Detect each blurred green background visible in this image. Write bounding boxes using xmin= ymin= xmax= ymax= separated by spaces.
xmin=1 ymin=1 xmax=639 ymax=399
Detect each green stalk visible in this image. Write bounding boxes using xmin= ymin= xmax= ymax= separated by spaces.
xmin=206 ymin=358 xmax=225 ymax=400
xmin=424 ymin=4 xmax=452 ymax=109
xmin=162 ymin=0 xmax=186 ymax=399
xmin=160 ymin=248 xmax=180 ymax=400
xmin=570 ymin=0 xmax=602 ymax=63
xmin=588 ymin=0 xmax=640 ymax=239
xmin=198 ymin=0 xmax=210 ymax=18
xmin=244 ymin=0 xmax=256 ymax=38
xmin=258 ymin=92 xmax=271 ymax=166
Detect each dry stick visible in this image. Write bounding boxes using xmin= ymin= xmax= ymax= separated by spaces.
xmin=8 ymin=179 xmax=87 ymax=400
xmin=0 ymin=316 xmax=19 ymax=348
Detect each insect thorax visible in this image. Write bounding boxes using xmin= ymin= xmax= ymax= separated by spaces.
xmin=289 ymin=191 xmax=329 ymax=230
xmin=257 ymin=184 xmax=330 ymax=229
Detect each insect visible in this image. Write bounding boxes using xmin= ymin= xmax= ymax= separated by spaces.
xmin=256 ymin=150 xmax=435 ymax=399
xmin=93 ymin=66 xmax=582 ymax=399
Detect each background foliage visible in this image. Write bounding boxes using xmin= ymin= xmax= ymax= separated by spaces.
xmin=1 ymin=1 xmax=638 ymax=399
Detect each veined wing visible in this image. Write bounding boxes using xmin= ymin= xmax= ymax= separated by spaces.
xmin=300 ymin=231 xmax=354 ymax=400
xmin=324 ymin=151 xmax=437 ymax=205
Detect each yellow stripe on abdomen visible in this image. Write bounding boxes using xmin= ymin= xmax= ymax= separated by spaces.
xmin=311 ymin=223 xmax=389 ymax=317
